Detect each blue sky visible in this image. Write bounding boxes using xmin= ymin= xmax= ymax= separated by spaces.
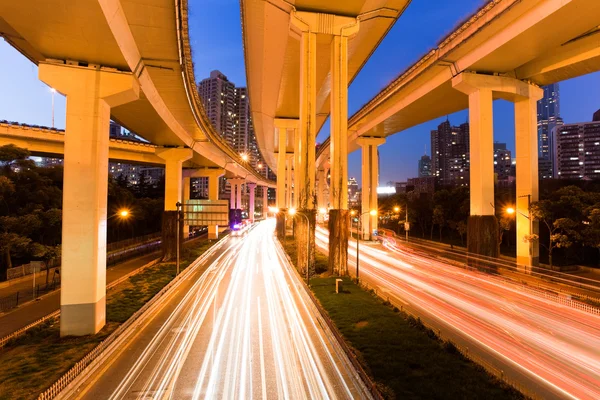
xmin=2 ymin=0 xmax=599 ymax=185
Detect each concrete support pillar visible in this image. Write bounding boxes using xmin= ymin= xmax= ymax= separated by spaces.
xmin=286 ymin=155 xmax=294 ymax=209
xmin=515 ymin=90 xmax=543 ymax=268
xmin=39 ymin=62 xmax=139 ymax=336
xmin=317 ymin=168 xmax=327 ymax=212
xmin=207 ymin=171 xmax=222 ymax=201
xmin=329 ymin=27 xmax=357 ymax=276
xmin=453 ymin=74 xmax=498 ymax=258
xmin=276 ymin=126 xmax=287 ymax=209
xmin=157 ymin=148 xmax=193 ymax=262
xmin=158 ymin=148 xmax=193 ymax=211
xmin=290 ymin=11 xmax=357 ymax=273
xmin=236 ymin=182 xmax=243 ymax=210
xmin=182 ymin=176 xmax=191 ymax=238
xmin=230 ymin=180 xmax=236 ymax=209
xmin=453 ymin=72 xmax=543 ymax=263
xmin=248 ymin=183 xmax=257 ymax=222
xmin=357 ymin=137 xmax=385 ymax=241
xmin=262 ymin=186 xmax=269 ymax=214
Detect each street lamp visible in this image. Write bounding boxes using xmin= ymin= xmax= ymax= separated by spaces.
xmin=289 ymin=207 xmax=311 ymax=286
xmin=506 ymin=194 xmax=534 ymax=262
xmin=240 ymin=153 xmax=249 ymax=162
xmin=350 ymin=209 xmax=377 ymax=282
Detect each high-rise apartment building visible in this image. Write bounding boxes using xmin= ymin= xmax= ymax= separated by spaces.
xmin=198 ymin=70 xmax=236 ymax=145
xmin=431 ymin=119 xmax=470 ymax=187
xmin=348 ymin=177 xmax=359 ymax=206
xmin=198 ymin=71 xmax=264 ymax=168
xmin=554 ymin=112 xmax=600 ymax=180
xmin=493 ymin=142 xmax=513 ymax=185
xmin=418 ymin=154 xmax=432 ymax=177
xmin=537 ymin=84 xmax=563 ymax=179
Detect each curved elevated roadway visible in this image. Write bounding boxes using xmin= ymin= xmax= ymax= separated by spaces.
xmin=0 ymin=0 xmax=274 ymax=185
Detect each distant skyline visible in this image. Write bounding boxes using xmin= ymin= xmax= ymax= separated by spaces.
xmin=2 ymin=0 xmax=600 ymax=185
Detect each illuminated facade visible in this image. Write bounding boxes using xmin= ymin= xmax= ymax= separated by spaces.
xmin=537 ymin=83 xmax=563 ymax=179
xmin=554 ymin=114 xmax=600 ymax=180
xmin=430 ymin=119 xmax=470 ymax=187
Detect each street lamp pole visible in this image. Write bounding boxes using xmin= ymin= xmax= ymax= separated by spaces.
xmin=352 ymin=210 xmax=376 ymax=283
xmin=405 ymin=204 xmax=409 ymax=243
xmin=176 ymin=202 xmax=181 ymax=276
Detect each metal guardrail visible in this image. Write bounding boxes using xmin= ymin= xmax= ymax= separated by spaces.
xmin=0 ymin=258 xmax=159 ymax=351
xmin=0 ymin=279 xmax=60 ymax=313
xmin=37 ymin=233 xmax=229 ymax=400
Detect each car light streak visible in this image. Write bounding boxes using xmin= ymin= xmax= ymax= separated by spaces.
xmin=95 ymin=221 xmax=369 ymax=400
xmin=316 ymin=226 xmax=600 ymax=400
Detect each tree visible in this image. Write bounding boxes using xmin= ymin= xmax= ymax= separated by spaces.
xmin=497 ymin=214 xmax=512 ymax=253
xmin=583 ymin=206 xmax=600 ymax=265
xmin=432 ymin=205 xmax=445 ymax=242
xmin=530 ymin=200 xmax=580 ymax=267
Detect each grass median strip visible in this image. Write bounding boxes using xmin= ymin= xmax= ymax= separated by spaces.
xmin=0 ymin=239 xmax=217 ymax=400
xmin=282 ymin=236 xmax=524 ymax=400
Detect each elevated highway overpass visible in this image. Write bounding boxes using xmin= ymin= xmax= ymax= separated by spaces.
xmin=0 ymin=0 xmax=274 ymax=336
xmin=315 ymin=0 xmax=600 ymax=271
xmin=245 ymin=0 xmax=600 ymax=279
xmin=0 ymin=122 xmax=164 ymax=165
xmin=241 ymin=0 xmax=412 ymax=274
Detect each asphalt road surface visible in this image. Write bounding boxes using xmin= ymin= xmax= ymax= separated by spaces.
xmin=74 ymin=220 xmax=370 ymax=400
xmin=316 ymin=226 xmax=600 ymax=400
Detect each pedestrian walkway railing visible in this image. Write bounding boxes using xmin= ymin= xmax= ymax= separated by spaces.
xmin=106 ymin=232 xmax=160 ymax=253
xmin=0 ymin=275 xmax=61 ymax=313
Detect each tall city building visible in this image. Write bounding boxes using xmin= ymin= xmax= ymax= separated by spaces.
xmin=430 ymin=119 xmax=470 ymax=187
xmin=198 ymin=71 xmax=268 ymax=199
xmin=554 ymin=112 xmax=600 ymax=180
xmin=197 ymin=70 xmax=236 ymax=145
xmin=418 ymin=154 xmax=432 ymax=177
xmin=537 ymin=83 xmax=563 ymax=179
xmin=348 ymin=177 xmax=359 ymax=206
xmin=493 ymin=142 xmax=513 ymax=185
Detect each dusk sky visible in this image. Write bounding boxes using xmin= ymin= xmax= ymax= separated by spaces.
xmin=1 ymin=0 xmax=599 ymax=185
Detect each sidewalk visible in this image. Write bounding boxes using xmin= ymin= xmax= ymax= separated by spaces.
xmin=0 ymin=252 xmax=159 ymax=338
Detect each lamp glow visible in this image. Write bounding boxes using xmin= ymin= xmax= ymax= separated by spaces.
xmin=506 ymin=207 xmax=515 ymax=215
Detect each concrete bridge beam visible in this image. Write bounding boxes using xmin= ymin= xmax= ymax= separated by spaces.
xmin=39 ymin=62 xmax=139 ymax=336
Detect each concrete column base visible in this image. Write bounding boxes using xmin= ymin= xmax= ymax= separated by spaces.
xmin=295 ymin=209 xmax=316 ymax=277
xmin=208 ymin=225 xmax=219 ymax=240
xmin=328 ymin=209 xmax=349 ymax=276
xmin=60 ymin=296 xmax=106 ymax=336
xmin=467 ymin=215 xmax=499 ymax=262
xmin=276 ymin=209 xmax=287 ymax=240
xmin=162 ymin=211 xmax=183 ymax=261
